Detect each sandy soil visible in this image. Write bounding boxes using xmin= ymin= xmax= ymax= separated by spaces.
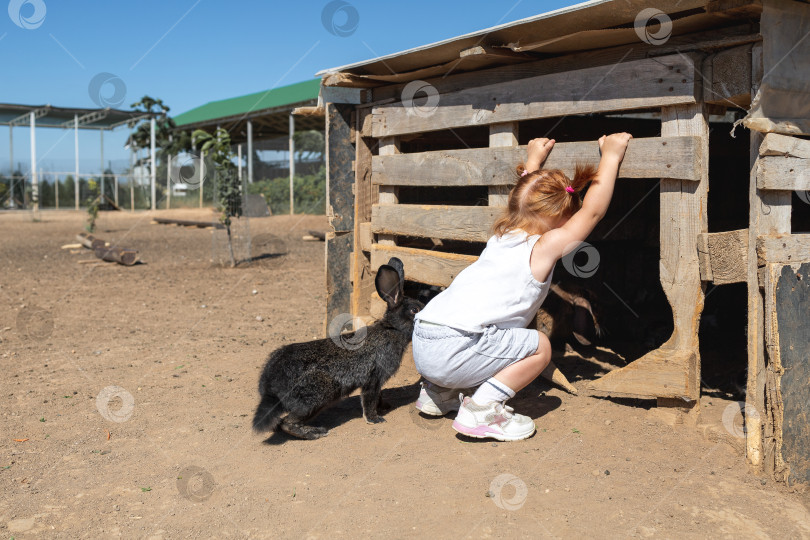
xmin=1 ymin=209 xmax=808 ymax=539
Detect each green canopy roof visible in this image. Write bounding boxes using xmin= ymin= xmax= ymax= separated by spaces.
xmin=173 ymin=79 xmax=321 ymax=129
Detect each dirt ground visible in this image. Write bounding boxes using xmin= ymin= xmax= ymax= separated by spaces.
xmin=1 ymin=208 xmax=808 ymax=539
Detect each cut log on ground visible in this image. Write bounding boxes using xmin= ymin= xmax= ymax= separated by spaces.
xmin=307 ymin=230 xmax=327 ymax=241
xmin=152 ymin=217 xmax=224 ymax=229
xmin=93 ymin=246 xmax=140 ymax=266
xmin=541 ymin=360 xmax=578 ymax=395
xmin=76 ymin=232 xmax=107 ymax=250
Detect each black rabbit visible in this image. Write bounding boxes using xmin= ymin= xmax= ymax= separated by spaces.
xmin=253 ymin=257 xmax=422 ymax=440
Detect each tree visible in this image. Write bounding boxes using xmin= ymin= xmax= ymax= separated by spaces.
xmin=193 ymin=128 xmax=242 ymax=267
xmin=293 ymin=130 xmax=324 ymax=162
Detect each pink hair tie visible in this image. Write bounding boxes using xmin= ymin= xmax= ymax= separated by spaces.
xmin=565 ymin=186 xmax=575 ymax=193
xmin=520 ymin=170 xmax=529 ymax=177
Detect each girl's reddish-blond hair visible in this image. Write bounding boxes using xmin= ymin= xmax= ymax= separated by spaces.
xmin=492 ymin=164 xmax=597 ymax=237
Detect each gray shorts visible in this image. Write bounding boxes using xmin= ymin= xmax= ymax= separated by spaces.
xmin=412 ymin=320 xmax=540 ymax=388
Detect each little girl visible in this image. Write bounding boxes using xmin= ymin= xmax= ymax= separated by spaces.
xmin=412 ymin=132 xmax=632 ymax=441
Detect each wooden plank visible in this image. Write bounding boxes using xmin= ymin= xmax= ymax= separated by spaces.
xmin=756 ymin=234 xmax=810 ymax=265
xmin=325 ymin=231 xmax=354 ymax=334
xmin=350 ymin=106 xmax=377 ymax=320
xmin=759 ymin=133 xmax=810 ymax=159
xmin=370 ymin=244 xmax=476 ymax=288
xmin=587 ymin=349 xmax=697 ymax=400
xmin=757 ymin=156 xmax=810 ymax=191
xmin=703 ymin=44 xmax=752 ymax=107
xmin=696 ymin=229 xmax=748 ymax=284
xmin=370 ymin=55 xmax=699 ymax=138
xmin=376 ymin=137 xmax=400 ymax=247
xmin=326 ymin=103 xmax=356 ymax=233
xmin=372 ymin=136 xmax=701 ymax=187
xmin=770 ymin=262 xmax=810 ymax=484
xmin=371 ymin=205 xmax=501 ymax=243
xmin=488 ymin=123 xmax=517 ymax=206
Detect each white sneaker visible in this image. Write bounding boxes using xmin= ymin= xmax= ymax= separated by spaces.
xmin=452 ymin=395 xmax=536 ymax=441
xmin=415 ymin=382 xmax=470 ymax=416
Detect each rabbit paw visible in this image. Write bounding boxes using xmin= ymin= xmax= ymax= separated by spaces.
xmin=364 ymin=416 xmax=386 ymax=424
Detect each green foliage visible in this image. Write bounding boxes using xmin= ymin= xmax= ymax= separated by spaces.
xmin=248 ymin=166 xmax=325 ymax=215
xmin=293 ymin=130 xmax=324 ymax=161
xmin=193 ymin=128 xmax=242 ymax=266
xmin=85 ymin=179 xmax=100 ymax=232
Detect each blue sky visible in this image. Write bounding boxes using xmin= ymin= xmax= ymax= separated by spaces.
xmin=1 ymin=0 xmax=575 ymax=174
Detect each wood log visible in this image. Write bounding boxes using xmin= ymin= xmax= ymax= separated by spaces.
xmin=696 ymin=229 xmax=748 ymax=284
xmin=541 ymin=360 xmax=578 ymax=395
xmin=759 ymin=133 xmax=810 ymax=159
xmin=93 ymin=246 xmax=139 ymax=266
xmin=369 ymin=54 xmax=698 ymax=137
xmin=151 ymin=217 xmax=224 ymax=229
xmin=371 ymin=137 xmax=702 ymax=187
xmin=76 ymin=232 xmax=106 ymax=250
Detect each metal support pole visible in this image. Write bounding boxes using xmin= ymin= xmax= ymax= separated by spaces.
xmin=100 ymin=129 xmax=104 ymax=201
xmin=166 ymin=154 xmax=171 ymax=209
xmin=247 ymin=119 xmax=253 ymax=184
xmin=129 ymin=148 xmax=135 ymax=211
xmin=54 ymin=171 xmax=59 ymax=209
xmin=8 ymin=125 xmax=13 ymax=176
xmin=74 ymin=114 xmax=80 ymax=210
xmin=289 ymin=113 xmax=295 ymax=215
xmin=114 ymin=175 xmax=118 ymax=207
xmin=199 ymin=150 xmax=205 ymax=208
xmin=29 ymin=112 xmax=38 ymax=212
xmin=237 ymin=144 xmax=242 ymax=185
xmin=150 ymin=117 xmax=156 ymax=211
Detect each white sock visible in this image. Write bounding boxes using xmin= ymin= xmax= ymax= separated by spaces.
xmin=472 ymin=378 xmax=515 ymax=405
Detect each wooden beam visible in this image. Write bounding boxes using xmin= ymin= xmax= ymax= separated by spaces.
xmin=370 ymin=244 xmax=476 ymax=287
xmin=697 ymin=229 xmax=748 ymax=284
xmin=350 ymin=107 xmax=377 ymax=320
xmin=587 ymin=349 xmax=698 ymax=399
xmin=358 ymin=221 xmax=373 ymax=252
xmin=369 ymin=55 xmax=699 ymax=138
xmin=371 ymin=205 xmax=501 ymax=243
xmin=759 ymin=133 xmax=810 ymax=159
xmin=372 ymin=136 xmax=702 ymax=187
xmin=488 ymin=122 xmax=518 ymax=206
xmin=756 ymin=234 xmax=810 ymax=265
xmin=377 ymin=137 xmax=400 ymax=247
xmin=757 ymin=156 xmax=810 ymax=191
xmin=703 ymin=44 xmax=752 ymax=107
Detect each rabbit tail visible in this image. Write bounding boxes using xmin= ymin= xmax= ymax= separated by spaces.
xmin=253 ymin=393 xmax=284 ymax=432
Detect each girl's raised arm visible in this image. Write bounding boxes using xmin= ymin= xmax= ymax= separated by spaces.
xmin=530 ymin=132 xmax=632 ymax=282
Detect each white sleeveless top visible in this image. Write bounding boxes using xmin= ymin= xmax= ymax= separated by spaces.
xmin=416 ymin=229 xmax=553 ymax=332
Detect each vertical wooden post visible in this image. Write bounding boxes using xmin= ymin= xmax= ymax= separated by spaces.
xmin=377 ymin=137 xmax=400 ymax=246
xmin=745 ymin=43 xmax=792 ymax=469
xmin=289 ymin=113 xmax=295 ymax=215
xmin=351 ymin=108 xmax=378 ymax=321
xmin=54 ymin=174 xmax=59 ymax=209
xmin=324 ymin=103 xmax=357 ymax=334
xmin=199 ymin=150 xmax=205 ymax=209
xmin=488 ymin=122 xmax=518 ymax=206
xmin=114 ymin=175 xmax=118 ymax=208
xmin=655 ymin=102 xmax=710 ymax=423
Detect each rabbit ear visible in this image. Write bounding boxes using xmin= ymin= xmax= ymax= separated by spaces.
xmin=386 ymin=257 xmax=405 ymax=283
xmin=375 ymin=264 xmax=403 ymax=308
